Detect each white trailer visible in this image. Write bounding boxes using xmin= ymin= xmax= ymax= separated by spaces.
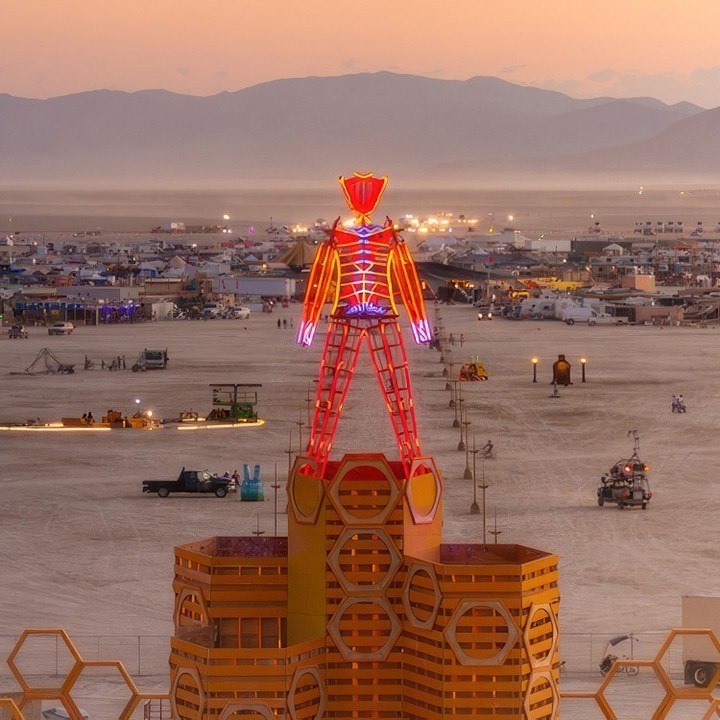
xmin=682 ymin=595 xmax=720 ymax=686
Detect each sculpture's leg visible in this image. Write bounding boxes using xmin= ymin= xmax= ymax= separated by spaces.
xmin=367 ymin=318 xmax=421 ymax=475
xmin=307 ymin=319 xmax=363 ymax=475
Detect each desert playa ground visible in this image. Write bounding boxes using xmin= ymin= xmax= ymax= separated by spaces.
xmin=1 ymin=306 xmax=720 ymax=716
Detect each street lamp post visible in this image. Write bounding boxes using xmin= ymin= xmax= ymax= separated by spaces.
xmin=295 ymin=410 xmax=305 ymax=454
xmin=532 ymin=357 xmax=538 ymax=383
xmin=271 ymin=464 xmax=280 ymax=537
xmin=449 ymin=380 xmax=456 ymax=408
xmin=285 ymin=428 xmax=294 ymax=471
xmin=462 ymin=407 xmax=472 ymax=471
xmin=470 ymin=434 xmax=480 ymax=515
xmin=580 ymin=357 xmax=587 ymax=383
xmin=454 ymin=383 xmax=463 ymax=428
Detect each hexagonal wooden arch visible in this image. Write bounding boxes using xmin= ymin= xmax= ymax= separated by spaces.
xmin=653 ymin=628 xmax=720 ymax=700
xmin=562 ymin=659 xmax=669 ymax=719
xmin=327 ymin=596 xmax=402 ymax=662
xmin=326 ymin=456 xmax=401 ymax=526
xmin=0 ymin=698 xmax=24 ymax=720
xmin=219 ymin=701 xmax=275 ymax=720
xmin=523 ymin=603 xmax=559 ymax=670
xmin=445 ymin=600 xmax=519 ymax=667
xmin=523 ymin=669 xmax=559 ymax=720
xmin=287 ymin=665 xmax=326 ymax=720
xmin=402 ymin=561 xmax=441 ymax=631
xmin=124 ymin=693 xmax=171 ymax=720
xmin=405 ymin=456 xmax=443 ymax=524
xmin=327 ymin=526 xmax=402 ymax=595
xmin=65 ymin=660 xmax=139 ymax=720
xmin=288 ymin=456 xmax=324 ymax=525
xmin=7 ymin=629 xmax=84 ymax=699
xmin=171 ymin=666 xmax=206 ymax=720
xmin=596 ymin=661 xmax=668 ymax=719
xmin=701 ymin=698 xmax=720 ymax=720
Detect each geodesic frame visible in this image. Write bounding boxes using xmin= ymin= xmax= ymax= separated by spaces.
xmin=65 ymin=660 xmax=138 ymax=720
xmin=5 ymin=629 xmax=162 ymax=720
xmin=560 ymin=628 xmax=720 ymax=720
xmin=6 ymin=629 xmax=84 ymax=716
xmin=0 ymin=698 xmax=24 ymax=720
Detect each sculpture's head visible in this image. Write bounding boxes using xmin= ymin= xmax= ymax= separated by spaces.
xmin=339 ymin=172 xmax=388 ymax=225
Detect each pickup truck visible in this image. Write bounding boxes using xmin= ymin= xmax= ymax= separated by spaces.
xmin=142 ymin=468 xmax=233 ymax=498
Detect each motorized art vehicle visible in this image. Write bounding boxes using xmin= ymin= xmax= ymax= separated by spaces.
xmin=132 ymin=348 xmax=168 ymax=371
xmin=459 ymin=357 xmax=489 ymax=382
xmin=8 ymin=324 xmax=28 ymax=339
xmin=597 ymin=432 xmax=652 ymax=509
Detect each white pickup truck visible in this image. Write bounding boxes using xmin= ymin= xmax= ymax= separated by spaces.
xmin=563 ymin=308 xmax=627 ymax=326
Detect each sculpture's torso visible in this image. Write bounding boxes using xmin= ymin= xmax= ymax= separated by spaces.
xmin=333 ymin=225 xmax=395 ymax=318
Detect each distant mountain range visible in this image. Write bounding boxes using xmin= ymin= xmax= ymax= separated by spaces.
xmin=0 ymin=72 xmax=716 ymax=185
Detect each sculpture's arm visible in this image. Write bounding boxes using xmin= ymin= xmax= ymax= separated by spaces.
xmin=296 ymin=231 xmax=337 ymax=347
xmin=390 ymin=230 xmax=432 ymax=344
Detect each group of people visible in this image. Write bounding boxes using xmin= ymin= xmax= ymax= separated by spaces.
xmin=80 ymin=412 xmax=95 ymax=424
xmin=277 ymin=318 xmax=293 ymax=329
xmin=671 ymin=395 xmax=687 ymax=413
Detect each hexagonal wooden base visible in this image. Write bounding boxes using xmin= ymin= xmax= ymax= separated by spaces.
xmin=164 ymin=454 xmax=561 ymax=719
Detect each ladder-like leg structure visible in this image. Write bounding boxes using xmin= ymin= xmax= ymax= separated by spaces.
xmin=307 ymin=319 xmax=363 ymax=472
xmin=307 ymin=317 xmax=421 ymax=477
xmin=367 ymin=318 xmax=421 ymax=475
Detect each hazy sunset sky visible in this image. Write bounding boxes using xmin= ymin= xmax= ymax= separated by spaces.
xmin=5 ymin=0 xmax=720 ymax=106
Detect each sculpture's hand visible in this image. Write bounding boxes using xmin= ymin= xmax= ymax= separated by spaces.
xmin=296 ymin=320 xmax=316 ymax=347
xmin=410 ymin=319 xmax=432 ymax=345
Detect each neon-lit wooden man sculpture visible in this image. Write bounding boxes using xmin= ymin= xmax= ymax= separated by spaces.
xmin=297 ymin=172 xmax=431 ymax=476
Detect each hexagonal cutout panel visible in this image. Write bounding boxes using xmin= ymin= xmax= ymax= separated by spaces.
xmin=328 ymin=597 xmax=402 ymax=662
xmin=288 ymin=666 xmax=325 ymax=720
xmin=327 ymin=527 xmax=401 ymax=594
xmin=328 ymin=458 xmax=400 ymax=525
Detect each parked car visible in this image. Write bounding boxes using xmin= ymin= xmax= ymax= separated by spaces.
xmin=229 ymin=306 xmax=251 ymax=319
xmin=564 ymin=308 xmax=626 ymax=326
xmin=202 ymin=303 xmax=222 ymax=319
xmin=142 ymin=468 xmax=233 ymax=498
xmin=48 ymin=322 xmax=75 ymax=335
